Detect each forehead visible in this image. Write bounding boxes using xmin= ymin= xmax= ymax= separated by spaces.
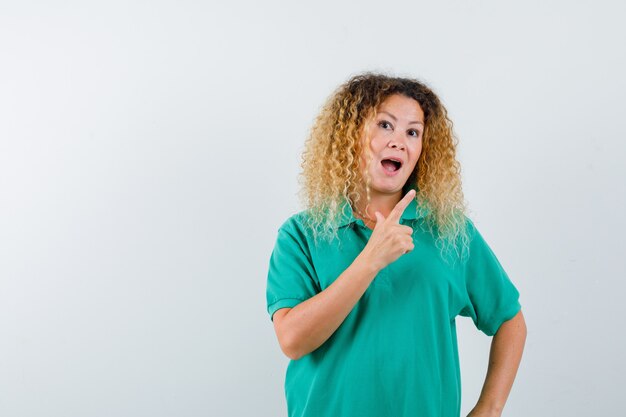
xmin=377 ymin=94 xmax=424 ymax=119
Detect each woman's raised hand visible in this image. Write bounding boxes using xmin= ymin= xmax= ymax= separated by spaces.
xmin=361 ymin=189 xmax=416 ymax=273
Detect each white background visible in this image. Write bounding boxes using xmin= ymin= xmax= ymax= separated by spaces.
xmin=1 ymin=1 xmax=625 ymax=416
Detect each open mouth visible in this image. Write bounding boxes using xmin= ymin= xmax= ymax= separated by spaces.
xmin=381 ymin=158 xmax=402 ymax=172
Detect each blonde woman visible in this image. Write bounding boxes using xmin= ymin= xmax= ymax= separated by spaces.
xmin=266 ymin=72 xmax=527 ymax=417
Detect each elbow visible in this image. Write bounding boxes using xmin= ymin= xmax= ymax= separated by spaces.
xmin=272 ymin=308 xmax=309 ymax=360
xmin=284 ymin=349 xmax=304 ymax=361
xmin=279 ymin=334 xmax=305 ymax=360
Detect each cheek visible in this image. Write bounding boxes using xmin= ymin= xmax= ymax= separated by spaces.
xmin=409 ymin=142 xmax=423 ymax=165
xmin=411 ymin=139 xmax=422 ymax=159
xmin=360 ymin=154 xmax=375 ymax=172
xmin=356 ymin=149 xmax=369 ymax=173
xmin=359 ymin=137 xmax=379 ymax=163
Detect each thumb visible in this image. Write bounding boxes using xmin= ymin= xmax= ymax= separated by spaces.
xmin=373 ymin=211 xmax=385 ymax=227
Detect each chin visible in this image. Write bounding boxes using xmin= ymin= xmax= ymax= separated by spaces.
xmin=370 ymin=182 xmax=407 ymax=195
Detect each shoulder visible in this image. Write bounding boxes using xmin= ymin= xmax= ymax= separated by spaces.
xmin=275 ymin=209 xmax=317 ymax=248
xmin=455 ymin=211 xmax=480 ymax=239
xmin=461 ymin=215 xmax=502 ymax=262
xmin=463 ymin=215 xmax=477 ymax=235
xmin=277 ymin=209 xmax=311 ymax=233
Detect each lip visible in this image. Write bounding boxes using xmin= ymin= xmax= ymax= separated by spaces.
xmin=379 ymin=155 xmax=404 ymax=176
xmin=381 ymin=155 xmax=405 ymax=166
xmin=380 ymin=160 xmax=401 ymax=176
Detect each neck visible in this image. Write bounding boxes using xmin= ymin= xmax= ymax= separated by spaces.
xmin=353 ymin=191 xmax=403 ymax=221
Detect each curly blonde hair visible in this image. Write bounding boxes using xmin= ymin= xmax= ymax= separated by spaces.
xmin=297 ymin=72 xmax=471 ymax=265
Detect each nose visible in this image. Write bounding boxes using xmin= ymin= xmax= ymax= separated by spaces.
xmin=388 ymin=137 xmax=406 ymax=151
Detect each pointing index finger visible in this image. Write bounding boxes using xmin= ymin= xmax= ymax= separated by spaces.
xmin=388 ymin=189 xmax=416 ymax=223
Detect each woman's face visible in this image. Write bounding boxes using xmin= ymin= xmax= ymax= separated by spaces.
xmin=359 ymin=93 xmax=424 ymax=197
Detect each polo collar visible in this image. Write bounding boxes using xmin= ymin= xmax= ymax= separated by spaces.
xmin=336 ymin=186 xmax=430 ymax=228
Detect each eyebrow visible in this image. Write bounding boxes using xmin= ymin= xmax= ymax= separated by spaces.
xmin=378 ymin=110 xmax=424 ymax=126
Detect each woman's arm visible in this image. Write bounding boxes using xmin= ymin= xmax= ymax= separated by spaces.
xmin=272 ymin=252 xmax=381 ymax=360
xmin=467 ymin=309 xmax=527 ymax=417
xmin=272 ymin=191 xmax=418 ymax=360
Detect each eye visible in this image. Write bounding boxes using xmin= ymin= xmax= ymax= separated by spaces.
xmin=408 ymin=129 xmax=421 ymax=137
xmin=378 ymin=120 xmax=393 ymax=130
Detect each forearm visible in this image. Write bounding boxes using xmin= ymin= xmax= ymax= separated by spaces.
xmin=280 ymin=253 xmax=380 ymax=359
xmin=471 ymin=309 xmax=527 ymax=416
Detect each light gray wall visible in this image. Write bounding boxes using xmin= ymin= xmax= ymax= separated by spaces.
xmin=1 ymin=1 xmax=624 ymax=416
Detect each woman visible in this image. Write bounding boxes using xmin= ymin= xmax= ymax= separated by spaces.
xmin=266 ymin=72 xmax=527 ymax=417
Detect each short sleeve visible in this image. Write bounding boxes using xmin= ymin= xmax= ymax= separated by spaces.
xmin=460 ymin=219 xmax=522 ymax=336
xmin=266 ymin=217 xmax=321 ymax=322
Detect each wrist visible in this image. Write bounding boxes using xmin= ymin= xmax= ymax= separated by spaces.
xmin=354 ymin=252 xmax=383 ymax=277
xmin=470 ymin=400 xmax=503 ymax=417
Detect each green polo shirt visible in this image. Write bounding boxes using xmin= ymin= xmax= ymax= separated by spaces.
xmin=266 ymin=194 xmax=521 ymax=417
